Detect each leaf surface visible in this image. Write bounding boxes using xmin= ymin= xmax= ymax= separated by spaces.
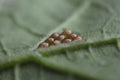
xmin=0 ymin=0 xmax=120 ymax=80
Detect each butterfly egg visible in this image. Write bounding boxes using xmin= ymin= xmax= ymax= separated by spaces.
xmin=50 ymin=33 xmax=60 ymax=39
xmin=74 ymin=36 xmax=82 ymax=41
xmin=45 ymin=38 xmax=54 ymax=42
xmin=39 ymin=42 xmax=49 ymax=48
xmin=37 ymin=29 xmax=83 ymax=48
xmin=61 ymin=29 xmax=72 ymax=36
xmin=62 ymin=39 xmax=72 ymax=43
xmin=56 ymin=35 xmax=66 ymax=41
xmin=69 ymin=33 xmax=77 ymax=40
xmin=54 ymin=40 xmax=61 ymax=45
xmin=45 ymin=38 xmax=55 ymax=45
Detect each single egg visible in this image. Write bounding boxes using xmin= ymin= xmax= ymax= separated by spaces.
xmin=54 ymin=40 xmax=61 ymax=45
xmin=62 ymin=39 xmax=72 ymax=43
xmin=50 ymin=33 xmax=60 ymax=39
xmin=56 ymin=35 xmax=66 ymax=41
xmin=39 ymin=42 xmax=49 ymax=48
xmin=61 ymin=29 xmax=72 ymax=36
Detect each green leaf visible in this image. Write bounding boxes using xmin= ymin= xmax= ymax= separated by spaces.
xmin=0 ymin=0 xmax=120 ymax=80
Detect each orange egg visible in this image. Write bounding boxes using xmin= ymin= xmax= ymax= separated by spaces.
xmin=45 ymin=38 xmax=54 ymax=45
xmin=62 ymin=39 xmax=72 ymax=43
xmin=69 ymin=33 xmax=77 ymax=40
xmin=50 ymin=33 xmax=60 ymax=39
xmin=56 ymin=35 xmax=66 ymax=41
xmin=54 ymin=40 xmax=61 ymax=45
xmin=39 ymin=42 xmax=49 ymax=48
xmin=38 ymin=29 xmax=83 ymax=48
xmin=74 ymin=36 xmax=82 ymax=41
xmin=61 ymin=29 xmax=72 ymax=36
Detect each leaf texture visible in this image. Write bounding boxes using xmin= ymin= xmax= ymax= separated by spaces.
xmin=0 ymin=0 xmax=120 ymax=80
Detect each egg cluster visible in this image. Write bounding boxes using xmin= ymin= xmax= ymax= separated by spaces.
xmin=38 ymin=30 xmax=82 ymax=48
